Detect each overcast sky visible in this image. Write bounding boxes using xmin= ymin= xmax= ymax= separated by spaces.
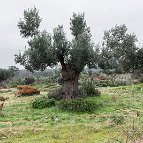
xmin=0 ymin=0 xmax=143 ymax=69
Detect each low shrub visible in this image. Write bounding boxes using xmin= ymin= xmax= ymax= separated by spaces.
xmin=94 ymin=80 xmax=114 ymax=87
xmin=114 ymin=80 xmax=132 ymax=86
xmin=83 ymin=80 xmax=96 ymax=94
xmin=131 ymin=86 xmax=142 ymax=92
xmin=16 ymin=85 xmax=40 ymax=96
xmin=24 ymin=77 xmax=35 ymax=85
xmin=58 ymin=98 xmax=102 ymax=112
xmin=8 ymin=78 xmax=24 ymax=88
xmin=79 ymin=79 xmax=101 ymax=97
xmin=88 ymin=89 xmax=101 ymax=97
xmin=48 ymin=88 xmax=64 ymax=100
xmin=94 ymin=79 xmax=132 ymax=87
xmin=32 ymin=97 xmax=55 ymax=109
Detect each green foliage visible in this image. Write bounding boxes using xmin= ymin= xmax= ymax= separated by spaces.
xmin=136 ymin=48 xmax=143 ymax=72
xmin=15 ymin=31 xmax=56 ymax=72
xmin=99 ymin=24 xmax=138 ymax=73
xmin=0 ymin=69 xmax=11 ymax=82
xmin=70 ymin=13 xmax=87 ymax=38
xmin=0 ymin=66 xmax=19 ymax=82
xmin=18 ymin=7 xmax=42 ymax=37
xmin=58 ymin=99 xmax=102 ymax=112
xmin=53 ymin=25 xmax=70 ymax=61
xmin=80 ymin=79 xmax=101 ymax=97
xmin=69 ymin=13 xmax=96 ymax=71
xmin=84 ymin=80 xmax=96 ymax=95
xmin=32 ymin=97 xmax=55 ymax=109
xmin=131 ymin=86 xmax=142 ymax=92
xmin=16 ymin=8 xmax=97 ymax=74
xmin=94 ymin=80 xmax=113 ymax=87
xmin=94 ymin=80 xmax=131 ymax=87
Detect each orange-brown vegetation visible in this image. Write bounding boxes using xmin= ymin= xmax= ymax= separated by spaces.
xmin=16 ymin=85 xmax=40 ymax=97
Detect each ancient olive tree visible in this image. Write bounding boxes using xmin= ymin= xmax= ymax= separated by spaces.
xmin=99 ymin=24 xmax=138 ymax=73
xmin=15 ymin=8 xmax=97 ymax=99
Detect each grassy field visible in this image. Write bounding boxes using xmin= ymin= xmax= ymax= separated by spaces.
xmin=1 ymin=84 xmax=143 ymax=143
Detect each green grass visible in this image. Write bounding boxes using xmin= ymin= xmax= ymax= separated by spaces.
xmin=1 ymin=84 xmax=143 ymax=142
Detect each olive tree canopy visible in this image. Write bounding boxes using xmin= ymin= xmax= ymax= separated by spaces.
xmin=15 ymin=7 xmax=97 ymax=99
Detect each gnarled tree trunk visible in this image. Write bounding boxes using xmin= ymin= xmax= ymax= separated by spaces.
xmin=60 ymin=64 xmax=79 ymax=100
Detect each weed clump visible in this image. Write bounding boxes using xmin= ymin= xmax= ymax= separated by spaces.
xmin=0 ymin=96 xmax=9 ymax=101
xmin=111 ymin=114 xmax=125 ymax=125
xmin=0 ymin=102 xmax=4 ymax=111
xmin=0 ymin=96 xmax=5 ymax=101
xmin=32 ymin=97 xmax=55 ymax=109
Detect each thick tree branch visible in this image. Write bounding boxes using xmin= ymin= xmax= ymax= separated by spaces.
xmin=58 ymin=55 xmax=65 ymax=69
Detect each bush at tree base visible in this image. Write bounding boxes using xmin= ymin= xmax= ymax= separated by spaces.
xmin=48 ymin=88 xmax=65 ymax=100
xmin=48 ymin=85 xmax=101 ymax=100
xmin=58 ymin=98 xmax=102 ymax=112
xmin=79 ymin=79 xmax=101 ymax=97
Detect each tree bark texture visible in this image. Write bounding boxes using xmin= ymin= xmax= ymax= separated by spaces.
xmin=61 ymin=64 xmax=79 ymax=100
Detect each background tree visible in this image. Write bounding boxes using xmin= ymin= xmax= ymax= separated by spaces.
xmin=135 ymin=47 xmax=143 ymax=72
xmin=98 ymin=24 xmax=138 ymax=73
xmin=0 ymin=66 xmax=19 ymax=82
xmin=15 ymin=8 xmax=97 ymax=99
xmin=0 ymin=69 xmax=11 ymax=82
xmin=8 ymin=66 xmax=19 ymax=77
